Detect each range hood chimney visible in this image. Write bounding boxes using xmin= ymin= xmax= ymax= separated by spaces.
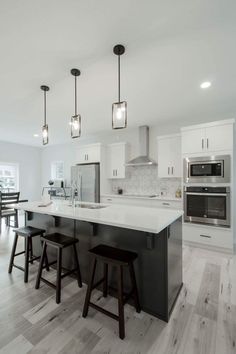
xmin=125 ymin=126 xmax=157 ymax=166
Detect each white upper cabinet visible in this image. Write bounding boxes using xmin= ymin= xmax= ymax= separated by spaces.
xmin=107 ymin=143 xmax=129 ymax=179
xmin=181 ymin=120 xmax=234 ymax=154
xmin=157 ymin=134 xmax=181 ymax=178
xmin=76 ymin=143 xmax=101 ymax=164
xmin=205 ymin=124 xmax=233 ymax=152
xmin=181 ymin=128 xmax=205 ymax=154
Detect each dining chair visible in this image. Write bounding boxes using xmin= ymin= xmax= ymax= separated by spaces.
xmin=0 ymin=192 xmax=20 ymax=232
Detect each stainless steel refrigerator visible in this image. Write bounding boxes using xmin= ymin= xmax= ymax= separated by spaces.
xmin=71 ymin=163 xmax=100 ymax=203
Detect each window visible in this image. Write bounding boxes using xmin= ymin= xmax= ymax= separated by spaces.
xmin=51 ymin=161 xmax=64 ymax=180
xmin=0 ymin=163 xmax=19 ymax=192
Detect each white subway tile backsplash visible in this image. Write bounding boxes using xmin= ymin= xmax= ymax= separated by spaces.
xmin=112 ymin=165 xmax=181 ymax=197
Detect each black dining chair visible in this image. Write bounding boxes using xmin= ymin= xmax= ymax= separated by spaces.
xmin=0 ymin=192 xmax=20 ymax=232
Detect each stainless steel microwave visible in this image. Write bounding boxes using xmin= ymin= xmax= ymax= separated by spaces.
xmin=183 ymin=155 xmax=230 ymax=184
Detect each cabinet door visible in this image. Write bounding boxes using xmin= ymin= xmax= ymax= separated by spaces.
xmin=170 ymin=135 xmax=181 ymax=177
xmin=107 ymin=144 xmax=126 ymax=179
xmin=77 ymin=148 xmax=87 ymax=163
xmin=181 ymin=128 xmax=205 ymax=154
xmin=205 ymin=124 xmax=233 ymax=152
xmin=158 ymin=138 xmax=171 ymax=178
xmin=86 ymin=145 xmax=100 ymax=163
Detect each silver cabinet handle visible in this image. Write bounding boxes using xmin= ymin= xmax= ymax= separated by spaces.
xmin=201 ymin=138 xmax=204 ymax=149
xmin=116 ymin=169 xmax=118 ymax=176
xmin=107 ymin=198 xmax=112 ymax=201
xmin=168 ymin=167 xmax=170 ymax=175
xmin=200 ymin=234 xmax=211 ymax=238
xmin=207 ymin=138 xmax=209 ymax=149
xmin=162 ymin=202 xmax=170 ymax=206
xmin=171 ymin=167 xmax=174 ymax=175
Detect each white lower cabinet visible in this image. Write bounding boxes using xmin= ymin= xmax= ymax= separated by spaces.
xmin=101 ymin=196 xmax=183 ymax=210
xmin=183 ymin=223 xmax=233 ymax=251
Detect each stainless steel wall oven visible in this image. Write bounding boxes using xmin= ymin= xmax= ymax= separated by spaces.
xmin=184 ymin=186 xmax=230 ymax=227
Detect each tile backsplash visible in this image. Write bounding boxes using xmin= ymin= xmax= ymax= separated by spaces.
xmin=111 ymin=165 xmax=181 ymax=197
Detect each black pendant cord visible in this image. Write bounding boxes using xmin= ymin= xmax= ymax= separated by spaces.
xmin=44 ymin=90 xmax=46 ymax=126
xmin=74 ymin=74 xmax=77 ymax=116
xmin=118 ymin=54 xmax=120 ymax=103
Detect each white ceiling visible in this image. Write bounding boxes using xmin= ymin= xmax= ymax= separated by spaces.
xmin=0 ymin=0 xmax=236 ymax=146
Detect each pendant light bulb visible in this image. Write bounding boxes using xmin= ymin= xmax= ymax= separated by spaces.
xmin=40 ymin=85 xmax=50 ymax=145
xmin=112 ymin=44 xmax=127 ymax=129
xmin=70 ymin=68 xmax=81 ymax=138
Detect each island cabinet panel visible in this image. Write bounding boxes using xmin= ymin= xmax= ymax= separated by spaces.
xmin=25 ymin=211 xmax=183 ymax=323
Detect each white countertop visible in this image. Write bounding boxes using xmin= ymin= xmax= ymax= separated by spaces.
xmin=14 ymin=200 xmax=183 ymax=234
xmin=102 ymin=194 xmax=182 ymax=202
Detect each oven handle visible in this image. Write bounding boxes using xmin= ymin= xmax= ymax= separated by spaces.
xmin=185 ymin=192 xmax=228 ymax=197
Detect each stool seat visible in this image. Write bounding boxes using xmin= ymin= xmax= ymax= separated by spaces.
xmin=89 ymin=244 xmax=137 ymax=265
xmin=41 ymin=233 xmax=78 ymax=248
xmin=13 ymin=226 xmax=45 ymax=237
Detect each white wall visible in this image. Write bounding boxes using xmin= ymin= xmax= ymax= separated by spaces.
xmin=0 ymin=141 xmax=41 ymax=201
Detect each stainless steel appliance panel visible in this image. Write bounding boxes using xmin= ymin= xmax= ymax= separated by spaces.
xmin=71 ymin=163 xmax=100 ymax=203
xmin=184 ymin=186 xmax=230 ymax=227
xmin=183 ymin=155 xmax=230 ymax=184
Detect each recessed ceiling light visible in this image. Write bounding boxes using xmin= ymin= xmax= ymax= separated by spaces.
xmin=33 ymin=134 xmax=39 ymax=137
xmin=200 ymin=81 xmax=211 ymax=89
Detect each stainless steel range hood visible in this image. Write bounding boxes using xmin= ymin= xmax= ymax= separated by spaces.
xmin=125 ymin=126 xmax=157 ymax=166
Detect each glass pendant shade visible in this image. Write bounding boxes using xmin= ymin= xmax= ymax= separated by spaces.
xmin=71 ymin=114 xmax=81 ymax=138
xmin=112 ymin=101 xmax=127 ymax=129
xmin=42 ymin=124 xmax=48 ymax=145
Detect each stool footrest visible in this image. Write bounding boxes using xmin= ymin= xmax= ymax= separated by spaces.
xmin=89 ymin=302 xmax=119 ymax=321
xmin=14 ymin=251 xmax=25 ymax=257
xmin=61 ymin=269 xmax=77 ymax=279
xmin=13 ymin=264 xmax=25 ymax=272
xmin=47 ymin=260 xmax=57 ymax=267
xmin=29 ymin=256 xmax=41 ymax=262
xmin=40 ymin=277 xmax=56 ymax=289
xmin=92 ymin=277 xmax=105 ymax=290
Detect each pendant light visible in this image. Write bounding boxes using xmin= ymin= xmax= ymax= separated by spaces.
xmin=40 ymin=85 xmax=50 ymax=145
xmin=112 ymin=44 xmax=127 ymax=129
xmin=70 ymin=68 xmax=81 ymax=138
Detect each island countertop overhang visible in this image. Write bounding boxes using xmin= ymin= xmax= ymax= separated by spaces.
xmin=13 ymin=200 xmax=183 ymax=234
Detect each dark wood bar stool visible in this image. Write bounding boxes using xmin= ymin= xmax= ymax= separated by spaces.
xmin=8 ymin=226 xmax=47 ymax=283
xmin=82 ymin=244 xmax=141 ymax=340
xmin=35 ymin=233 xmax=82 ymax=304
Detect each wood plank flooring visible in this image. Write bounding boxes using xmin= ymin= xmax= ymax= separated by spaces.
xmin=0 ymin=220 xmax=235 ymax=354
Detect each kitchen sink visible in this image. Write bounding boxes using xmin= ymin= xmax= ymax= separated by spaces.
xmin=68 ymin=202 xmax=107 ymax=209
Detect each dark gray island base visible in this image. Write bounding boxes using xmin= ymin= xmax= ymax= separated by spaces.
xmin=26 ymin=212 xmax=182 ymax=322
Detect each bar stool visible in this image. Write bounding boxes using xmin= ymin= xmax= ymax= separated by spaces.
xmin=82 ymin=244 xmax=141 ymax=339
xmin=8 ymin=226 xmax=47 ymax=283
xmin=35 ymin=233 xmax=82 ymax=304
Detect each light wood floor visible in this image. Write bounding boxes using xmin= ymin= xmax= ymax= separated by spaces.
xmin=0 ymin=221 xmax=235 ymax=354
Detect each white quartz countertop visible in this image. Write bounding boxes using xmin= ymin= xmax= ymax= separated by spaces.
xmin=14 ymin=200 xmax=183 ymax=234
xmin=101 ymin=194 xmax=183 ymax=202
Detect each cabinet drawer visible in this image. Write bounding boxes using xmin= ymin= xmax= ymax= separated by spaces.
xmin=183 ymin=223 xmax=233 ymax=250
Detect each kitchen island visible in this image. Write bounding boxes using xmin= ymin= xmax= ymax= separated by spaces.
xmin=15 ymin=200 xmax=183 ymax=322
